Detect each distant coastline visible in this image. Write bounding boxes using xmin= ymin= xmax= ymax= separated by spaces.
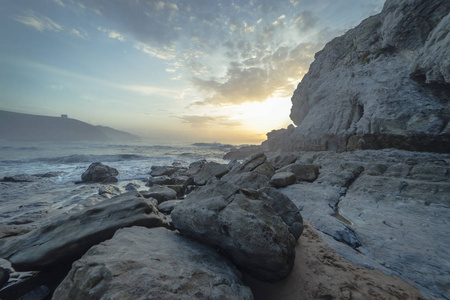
xmin=0 ymin=110 xmax=140 ymax=142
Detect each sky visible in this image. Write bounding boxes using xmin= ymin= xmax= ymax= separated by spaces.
xmin=0 ymin=0 xmax=385 ymax=144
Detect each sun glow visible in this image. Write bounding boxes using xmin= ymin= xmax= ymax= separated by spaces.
xmin=232 ymin=97 xmax=293 ymax=135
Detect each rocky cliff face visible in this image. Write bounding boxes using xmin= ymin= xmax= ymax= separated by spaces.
xmin=264 ymin=0 xmax=450 ymax=153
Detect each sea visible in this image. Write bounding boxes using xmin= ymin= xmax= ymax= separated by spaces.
xmin=0 ymin=140 xmax=234 ymax=184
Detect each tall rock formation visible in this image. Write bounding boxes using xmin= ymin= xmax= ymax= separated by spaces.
xmin=264 ymin=0 xmax=450 ymax=153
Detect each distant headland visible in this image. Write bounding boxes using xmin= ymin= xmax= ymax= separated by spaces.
xmin=0 ymin=110 xmax=140 ymax=142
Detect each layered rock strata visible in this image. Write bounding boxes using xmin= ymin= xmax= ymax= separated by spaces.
xmin=264 ymin=0 xmax=450 ymax=153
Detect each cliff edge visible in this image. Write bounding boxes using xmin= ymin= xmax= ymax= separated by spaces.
xmin=264 ymin=0 xmax=450 ymax=153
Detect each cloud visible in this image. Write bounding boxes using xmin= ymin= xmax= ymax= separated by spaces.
xmin=35 ymin=0 xmax=383 ymax=108
xmin=119 ymin=84 xmax=180 ymax=98
xmin=71 ymin=27 xmax=88 ymax=39
xmin=134 ymin=42 xmax=176 ymax=60
xmin=12 ymin=11 xmax=62 ymax=32
xmin=291 ymin=11 xmax=320 ymax=33
xmin=176 ymin=115 xmax=243 ymax=127
xmin=192 ymin=43 xmax=322 ymax=106
xmin=98 ymin=27 xmax=125 ymax=42
xmin=52 ymin=0 xmax=65 ymax=7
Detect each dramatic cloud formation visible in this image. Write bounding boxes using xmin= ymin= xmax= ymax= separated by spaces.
xmin=65 ymin=0 xmax=362 ymax=107
xmin=0 ymin=0 xmax=385 ymax=143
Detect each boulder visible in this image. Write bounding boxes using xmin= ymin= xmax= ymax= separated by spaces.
xmin=172 ymin=183 xmax=296 ymax=282
xmin=187 ymin=160 xmax=207 ymax=176
xmin=81 ymin=162 xmax=118 ymax=183
xmin=0 ymin=267 xmax=9 ymax=289
xmin=124 ymin=182 xmax=140 ymax=191
xmin=0 ymin=193 xmax=169 ymax=271
xmin=193 ymin=162 xmax=229 ymax=185
xmin=278 ymin=164 xmax=320 ymax=182
xmin=253 ymin=162 xmax=275 ymax=179
xmin=143 ymin=185 xmax=177 ymax=203
xmin=270 ymin=172 xmax=296 ymax=188
xmin=229 ymin=153 xmax=267 ymax=174
xmin=267 ymin=152 xmax=299 ymax=170
xmin=224 ymin=171 xmax=270 ymax=190
xmin=165 ymin=184 xmax=185 ymax=197
xmin=2 ymin=175 xmax=40 ymax=182
xmin=148 ymin=175 xmax=176 ymax=186
xmin=223 ymin=145 xmax=263 ymax=160
xmin=98 ymin=185 xmax=124 ymax=197
xmin=259 ymin=187 xmax=304 ymax=240
xmin=157 ymin=200 xmax=183 ymax=214
xmin=150 ymin=166 xmax=177 ymax=177
xmin=53 ymin=227 xmax=253 ymax=300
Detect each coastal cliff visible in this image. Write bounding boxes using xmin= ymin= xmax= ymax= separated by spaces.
xmin=264 ymin=0 xmax=450 ymax=153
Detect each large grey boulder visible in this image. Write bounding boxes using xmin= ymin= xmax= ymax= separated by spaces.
xmin=171 ymin=181 xmax=297 ymax=282
xmin=53 ymin=227 xmax=253 ymax=300
xmin=263 ymin=0 xmax=450 ymax=153
xmin=150 ymin=165 xmax=178 ymax=177
xmin=270 ymin=172 xmax=296 ymax=188
xmin=193 ymin=162 xmax=229 ymax=185
xmin=278 ymin=164 xmax=320 ymax=182
xmin=0 ymin=193 xmax=169 ymax=271
xmin=259 ymin=187 xmax=304 ymax=240
xmin=81 ymin=162 xmax=119 ymax=183
xmin=142 ymin=185 xmax=177 ymax=203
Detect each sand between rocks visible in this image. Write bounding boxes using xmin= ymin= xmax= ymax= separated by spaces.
xmin=243 ymin=221 xmax=425 ymax=300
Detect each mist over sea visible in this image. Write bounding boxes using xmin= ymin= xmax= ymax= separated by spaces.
xmin=0 ymin=140 xmax=232 ymax=184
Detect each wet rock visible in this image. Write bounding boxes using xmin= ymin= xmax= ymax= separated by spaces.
xmin=270 ymin=172 xmax=296 ymax=188
xmin=98 ymin=185 xmax=124 ymax=198
xmin=124 ymin=182 xmax=140 ymax=191
xmin=2 ymin=175 xmax=40 ymax=183
xmin=81 ymin=162 xmax=118 ymax=183
xmin=53 ymin=227 xmax=253 ymax=300
xmin=150 ymin=166 xmax=177 ymax=177
xmin=148 ymin=175 xmax=176 ymax=186
xmin=0 ymin=193 xmax=169 ymax=271
xmin=143 ymin=185 xmax=177 ymax=204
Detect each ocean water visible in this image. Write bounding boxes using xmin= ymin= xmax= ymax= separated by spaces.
xmin=0 ymin=140 xmax=232 ymax=184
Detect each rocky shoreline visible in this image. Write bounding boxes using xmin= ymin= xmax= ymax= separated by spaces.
xmin=1 ymin=0 xmax=449 ymax=298
xmin=2 ymin=148 xmax=446 ymax=299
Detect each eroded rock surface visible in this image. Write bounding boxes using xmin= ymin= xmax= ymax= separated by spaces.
xmin=278 ymin=149 xmax=450 ymax=300
xmin=264 ymin=0 xmax=450 ymax=153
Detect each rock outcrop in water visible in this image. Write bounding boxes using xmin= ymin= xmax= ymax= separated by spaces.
xmin=264 ymin=0 xmax=450 ymax=153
